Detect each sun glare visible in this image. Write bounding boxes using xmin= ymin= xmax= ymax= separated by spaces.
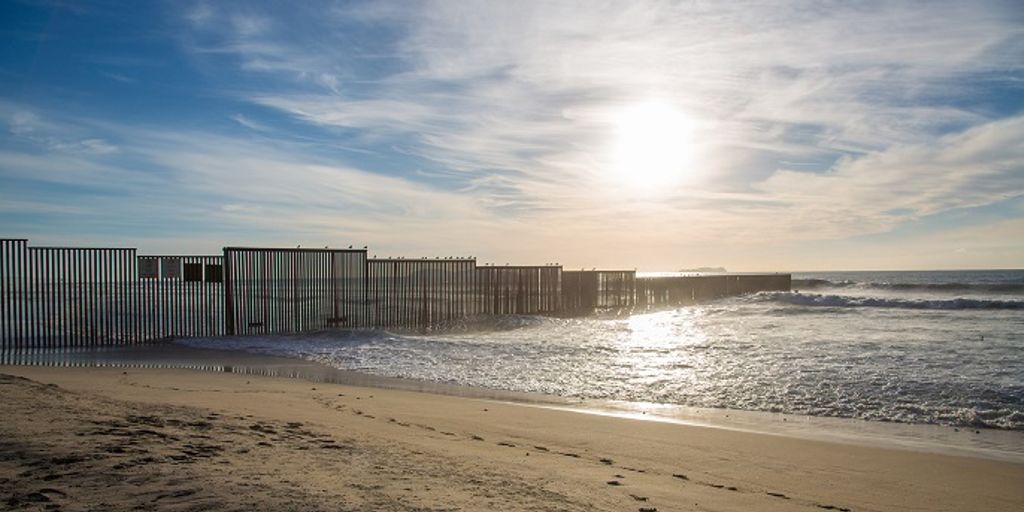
xmin=610 ymin=100 xmax=695 ymax=191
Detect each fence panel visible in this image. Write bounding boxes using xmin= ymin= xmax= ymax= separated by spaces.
xmin=224 ymin=248 xmax=367 ymax=336
xmin=367 ymin=259 xmax=476 ymax=329
xmin=0 ymin=243 xmax=137 ymax=349
xmin=475 ymin=266 xmax=561 ymax=316
xmin=137 ymin=255 xmax=224 ymax=340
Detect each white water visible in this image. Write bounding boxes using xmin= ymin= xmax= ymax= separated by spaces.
xmin=178 ymin=270 xmax=1024 ymax=433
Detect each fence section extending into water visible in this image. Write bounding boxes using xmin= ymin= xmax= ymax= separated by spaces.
xmin=475 ymin=266 xmax=562 ymax=316
xmin=1 ymin=238 xmax=790 ymax=348
xmin=367 ymin=259 xmax=476 ymax=329
xmin=561 ymin=270 xmax=637 ymax=315
xmin=636 ymin=274 xmax=791 ymax=307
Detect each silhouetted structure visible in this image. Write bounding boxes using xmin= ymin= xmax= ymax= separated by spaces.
xmin=0 ymin=238 xmax=790 ymax=349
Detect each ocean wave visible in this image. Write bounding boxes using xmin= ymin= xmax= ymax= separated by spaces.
xmin=439 ymin=314 xmax=557 ymax=332
xmin=792 ymin=278 xmax=1024 ymax=294
xmin=749 ymin=292 xmax=1024 ymax=310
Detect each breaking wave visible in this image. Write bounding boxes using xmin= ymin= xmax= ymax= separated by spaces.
xmin=792 ymin=278 xmax=1024 ymax=294
xmin=750 ymin=292 xmax=1024 ymax=310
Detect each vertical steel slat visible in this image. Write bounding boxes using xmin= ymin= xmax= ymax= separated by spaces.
xmin=223 ymin=250 xmax=234 ymax=336
xmin=16 ymin=241 xmax=23 ymax=348
xmin=269 ymin=250 xmax=277 ymax=334
xmin=62 ymin=249 xmax=71 ymax=348
xmin=95 ymin=249 xmax=104 ymax=344
xmin=24 ymin=248 xmax=33 ymax=349
xmin=243 ymin=249 xmax=250 ymax=335
xmin=107 ymin=249 xmax=115 ymax=344
xmin=52 ymin=249 xmax=61 ymax=348
xmin=157 ymin=254 xmax=165 ymax=339
xmin=244 ymin=250 xmax=252 ymax=335
xmin=90 ymin=249 xmax=99 ymax=345
xmin=148 ymin=256 xmax=156 ymax=341
xmin=5 ymin=241 xmax=11 ymax=349
xmin=1 ymin=242 xmax=8 ymax=349
xmin=79 ymin=249 xmax=88 ymax=346
xmin=104 ymin=249 xmax=112 ymax=343
xmin=45 ymin=249 xmax=54 ymax=347
xmin=260 ymin=252 xmax=268 ymax=335
xmin=78 ymin=251 xmax=87 ymax=345
xmin=112 ymin=249 xmax=120 ymax=343
xmin=97 ymin=249 xmax=105 ymax=344
xmin=331 ymin=252 xmax=338 ymax=327
xmin=141 ymin=256 xmax=148 ymax=341
xmin=4 ymin=241 xmax=11 ymax=349
xmin=34 ymin=249 xmax=44 ymax=347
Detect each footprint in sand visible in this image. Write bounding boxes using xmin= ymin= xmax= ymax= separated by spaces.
xmin=816 ymin=505 xmax=851 ymax=512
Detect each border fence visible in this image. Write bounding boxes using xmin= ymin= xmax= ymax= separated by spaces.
xmin=0 ymin=238 xmax=790 ymax=349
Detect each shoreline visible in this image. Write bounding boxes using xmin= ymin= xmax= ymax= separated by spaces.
xmin=2 ymin=342 xmax=1023 ymax=464
xmin=1 ymin=364 xmax=1022 ymax=511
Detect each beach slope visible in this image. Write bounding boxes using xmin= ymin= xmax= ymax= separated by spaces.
xmin=1 ymin=366 xmax=1021 ymax=511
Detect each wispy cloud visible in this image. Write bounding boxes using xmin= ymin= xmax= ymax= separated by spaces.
xmin=2 ymin=1 xmax=1021 ymax=269
xmin=4 ymin=103 xmax=119 ymax=155
xmin=229 ymin=113 xmax=268 ymax=131
xmin=191 ymin=2 xmax=1022 ymax=214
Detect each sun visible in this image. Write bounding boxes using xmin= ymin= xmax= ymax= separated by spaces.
xmin=609 ymin=100 xmax=695 ymax=190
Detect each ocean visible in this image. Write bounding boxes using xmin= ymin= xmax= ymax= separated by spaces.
xmin=178 ymin=269 xmax=1024 ymax=433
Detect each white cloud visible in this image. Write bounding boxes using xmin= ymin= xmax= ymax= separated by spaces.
xmin=229 ymin=113 xmax=268 ymax=131
xmin=758 ymin=115 xmax=1024 ymax=238
xmin=4 ymin=104 xmax=120 ymax=155
xmin=6 ymin=2 xmax=1023 ymax=269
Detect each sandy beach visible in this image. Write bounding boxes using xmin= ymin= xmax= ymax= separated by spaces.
xmin=0 ymin=365 xmax=1020 ymax=512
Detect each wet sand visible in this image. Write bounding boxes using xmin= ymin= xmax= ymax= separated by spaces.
xmin=2 ymin=365 xmax=1022 ymax=511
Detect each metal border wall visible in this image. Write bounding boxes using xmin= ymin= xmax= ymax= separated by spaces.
xmin=475 ymin=266 xmax=561 ymax=315
xmin=138 ymin=255 xmax=224 ymax=340
xmin=367 ymin=259 xmax=476 ymax=329
xmin=561 ymin=270 xmax=636 ymax=315
xmin=3 ymin=237 xmax=792 ymax=348
xmin=224 ymin=247 xmax=367 ymax=336
xmin=1 ymin=241 xmax=137 ymax=349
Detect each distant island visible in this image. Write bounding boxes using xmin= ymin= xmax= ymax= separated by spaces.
xmin=679 ymin=267 xmax=727 ymax=273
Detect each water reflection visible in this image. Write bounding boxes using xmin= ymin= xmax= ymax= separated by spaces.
xmin=614 ymin=308 xmax=711 ymax=389
xmin=0 ymin=343 xmax=571 ymax=404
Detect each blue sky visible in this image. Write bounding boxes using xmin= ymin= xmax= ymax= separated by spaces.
xmin=1 ymin=0 xmax=1022 ymax=270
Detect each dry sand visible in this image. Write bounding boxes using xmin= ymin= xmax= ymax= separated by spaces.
xmin=1 ymin=366 xmax=1022 ymax=512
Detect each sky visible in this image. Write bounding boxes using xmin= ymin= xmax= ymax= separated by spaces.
xmin=1 ymin=0 xmax=1022 ymax=271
